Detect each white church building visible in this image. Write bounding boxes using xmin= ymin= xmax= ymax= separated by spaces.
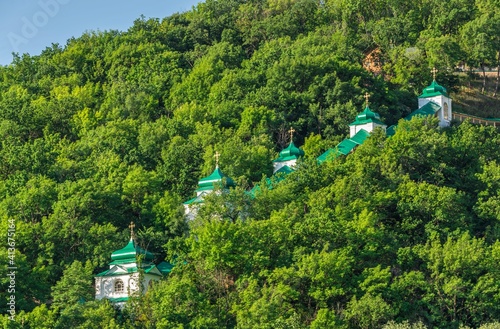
xmin=94 ymin=222 xmax=172 ymax=307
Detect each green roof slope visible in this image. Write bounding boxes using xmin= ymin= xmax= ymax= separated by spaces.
xmin=387 ymin=101 xmax=441 ymax=136
xmin=317 ymin=129 xmax=371 ymax=163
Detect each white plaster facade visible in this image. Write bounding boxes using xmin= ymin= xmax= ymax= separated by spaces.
xmin=273 ymin=159 xmax=297 ymax=174
xmin=418 ymin=95 xmax=452 ymax=127
xmin=95 ymin=272 xmax=160 ymax=300
xmin=350 ymin=122 xmax=386 ymax=138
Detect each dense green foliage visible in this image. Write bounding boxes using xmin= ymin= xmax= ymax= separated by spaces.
xmin=1 ymin=0 xmax=500 ymax=328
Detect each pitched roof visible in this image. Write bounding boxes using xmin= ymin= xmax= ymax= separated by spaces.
xmin=317 ymin=129 xmax=371 ymax=163
xmin=349 ymin=129 xmax=371 ymax=145
xmin=386 ymin=101 xmax=441 ymax=136
xmin=183 ymin=194 xmax=205 ymax=205
xmin=406 ymin=101 xmax=441 ymax=119
xmin=248 ymin=165 xmax=294 ymax=197
xmin=157 ymin=261 xmax=174 ymax=275
xmin=96 ymin=264 xmax=162 ymax=277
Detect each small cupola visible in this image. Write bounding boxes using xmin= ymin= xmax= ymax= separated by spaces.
xmin=273 ymin=128 xmax=305 ymax=173
xmin=349 ymin=93 xmax=386 ymax=137
xmin=183 ymin=151 xmax=236 ymax=219
xmin=195 ymin=151 xmax=235 ymax=196
xmin=420 ymin=79 xmax=448 ymax=98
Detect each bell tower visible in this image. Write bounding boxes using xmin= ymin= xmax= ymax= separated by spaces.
xmin=418 ymin=68 xmax=452 ymax=127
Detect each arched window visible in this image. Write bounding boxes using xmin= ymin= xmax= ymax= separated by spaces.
xmin=114 ymin=279 xmax=124 ymax=293
xmin=444 ymin=103 xmax=449 ymax=120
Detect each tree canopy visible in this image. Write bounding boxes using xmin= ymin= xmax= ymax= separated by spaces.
xmin=1 ymin=0 xmax=500 ymax=328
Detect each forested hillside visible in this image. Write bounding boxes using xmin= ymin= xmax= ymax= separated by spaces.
xmin=1 ymin=0 xmax=500 ymax=328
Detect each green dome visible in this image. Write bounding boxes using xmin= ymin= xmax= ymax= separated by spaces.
xmin=196 ymin=166 xmax=236 ymax=192
xmin=420 ymin=80 xmax=448 ymax=98
xmin=274 ymin=142 xmax=305 ymax=162
xmin=350 ymin=107 xmax=385 ymax=126
xmin=111 ymin=239 xmax=154 ymax=263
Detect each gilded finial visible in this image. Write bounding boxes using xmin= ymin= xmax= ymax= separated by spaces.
xmin=364 ymin=92 xmax=370 ymax=107
xmin=129 ymin=221 xmax=136 ymax=240
xmin=214 ymin=151 xmax=220 ymax=168
xmin=431 ymin=67 xmax=438 ymax=80
xmin=288 ymin=127 xmax=295 ymax=142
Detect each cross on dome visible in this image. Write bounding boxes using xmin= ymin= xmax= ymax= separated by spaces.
xmin=431 ymin=67 xmax=438 ymax=80
xmin=288 ymin=127 xmax=295 ymax=142
xmin=214 ymin=151 xmax=221 ymax=168
xmin=129 ymin=221 xmax=135 ymax=240
xmin=364 ymin=92 xmax=370 ymax=107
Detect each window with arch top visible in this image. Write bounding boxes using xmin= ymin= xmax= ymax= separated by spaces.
xmin=444 ymin=102 xmax=449 ymax=120
xmin=114 ymin=279 xmax=124 ymax=293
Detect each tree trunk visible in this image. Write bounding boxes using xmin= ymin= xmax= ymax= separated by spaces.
xmin=481 ymin=64 xmax=486 ymax=94
xmin=494 ymin=51 xmax=499 ymax=98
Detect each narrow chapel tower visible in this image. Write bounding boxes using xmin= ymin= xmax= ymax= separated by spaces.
xmin=94 ymin=222 xmax=169 ymax=307
xmin=183 ymin=151 xmax=236 ymax=220
xmin=418 ymin=68 xmax=452 ymax=127
xmin=349 ymin=93 xmax=386 ymax=137
xmin=273 ymin=128 xmax=305 ymax=174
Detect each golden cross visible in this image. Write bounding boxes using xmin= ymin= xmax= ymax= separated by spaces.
xmin=364 ymin=92 xmax=370 ymax=107
xmin=288 ymin=127 xmax=295 ymax=142
xmin=129 ymin=221 xmax=135 ymax=239
xmin=431 ymin=67 xmax=438 ymax=80
xmin=214 ymin=151 xmax=220 ymax=167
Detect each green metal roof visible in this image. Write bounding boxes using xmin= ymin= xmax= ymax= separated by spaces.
xmin=143 ymin=264 xmax=162 ymax=276
xmin=317 ymin=148 xmax=342 ymax=164
xmin=183 ymin=195 xmax=204 ymax=205
xmin=386 ymin=101 xmax=441 ymax=136
xmin=96 ymin=266 xmax=137 ymax=277
xmin=337 ymin=139 xmax=358 ymax=155
xmin=317 ymin=129 xmax=371 ymax=163
xmin=184 ymin=166 xmax=235 ymax=204
xmin=108 ymin=297 xmax=129 ymax=303
xmin=275 ymin=165 xmax=294 ymax=175
xmin=350 ymin=106 xmax=385 ymax=126
xmin=405 ymin=101 xmax=441 ymax=120
xmin=248 ymin=165 xmax=294 ymax=198
xmin=197 ymin=166 xmax=235 ymax=190
xmin=349 ymin=129 xmax=371 ymax=144
xmin=110 ymin=239 xmax=154 ymax=263
xmin=157 ymin=261 xmax=174 ymax=275
xmin=274 ymin=141 xmax=305 ymax=163
xmin=386 ymin=125 xmax=397 ymax=136
xmin=419 ymin=80 xmax=448 ymax=98
xmin=111 ymin=239 xmax=136 ymax=261
xmin=96 ymin=264 xmax=162 ymax=277
xmin=109 ymin=259 xmax=138 ymax=265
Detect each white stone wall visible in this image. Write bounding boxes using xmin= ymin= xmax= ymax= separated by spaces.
xmin=184 ymin=203 xmax=197 ymax=221
xmin=95 ymin=273 xmax=161 ymax=301
xmin=95 ymin=273 xmax=139 ymax=300
xmin=350 ymin=123 xmax=385 ymax=137
xmin=273 ymin=159 xmax=297 ymax=174
xmin=418 ymin=95 xmax=452 ymax=127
